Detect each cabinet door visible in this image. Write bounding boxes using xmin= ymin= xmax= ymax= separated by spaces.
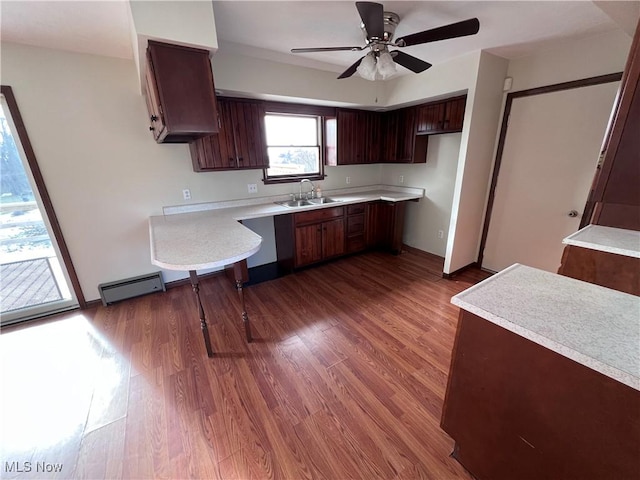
xmin=366 ymin=111 xmax=382 ymax=163
xmin=189 ymin=98 xmax=269 ymax=172
xmin=337 ymin=110 xmax=367 ymax=164
xmin=366 ymin=201 xmax=406 ymax=253
xmin=295 ymin=224 xmax=323 ymax=267
xmin=416 ymin=103 xmax=445 ymax=133
xmin=322 ymin=218 xmax=345 ymax=259
xmin=381 ymin=110 xmax=399 ymax=163
xmin=146 ymin=41 xmax=219 ymax=143
xmin=144 ymin=50 xmax=166 ymax=141
xmin=444 ymin=97 xmax=466 ymax=132
xmin=229 ymin=101 xmax=269 ymax=169
xmin=189 ymin=99 xmax=235 ymax=171
xmin=396 ymin=107 xmax=419 ymax=163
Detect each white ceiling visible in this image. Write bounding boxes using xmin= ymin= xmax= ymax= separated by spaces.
xmin=1 ymin=1 xmax=638 ymax=77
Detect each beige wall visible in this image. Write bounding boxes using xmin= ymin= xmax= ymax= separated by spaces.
xmin=507 ymin=30 xmax=631 ymax=92
xmin=445 ymin=51 xmax=509 ymax=273
xmin=380 ymin=134 xmax=461 ymax=257
xmin=0 ymin=42 xmax=381 ymax=298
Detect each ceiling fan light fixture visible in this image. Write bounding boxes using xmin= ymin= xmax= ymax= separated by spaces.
xmin=356 ymin=52 xmax=377 ymax=81
xmin=377 ymin=50 xmax=396 ymax=79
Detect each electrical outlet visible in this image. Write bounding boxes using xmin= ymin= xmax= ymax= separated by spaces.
xmin=346 ymin=176 xmax=351 ymax=184
xmin=247 ymin=184 xmax=258 ymax=194
xmin=399 ymin=175 xmax=404 ymax=184
xmin=438 ymin=230 xmax=444 ymax=239
xmin=182 ymin=189 xmax=191 ymax=200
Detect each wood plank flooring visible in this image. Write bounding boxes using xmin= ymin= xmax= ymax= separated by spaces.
xmin=0 ymin=251 xmax=490 ymax=479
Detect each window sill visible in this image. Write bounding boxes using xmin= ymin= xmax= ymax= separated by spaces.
xmin=263 ymin=174 xmax=326 ymax=185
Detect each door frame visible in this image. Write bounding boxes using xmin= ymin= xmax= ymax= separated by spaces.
xmin=1 ymin=85 xmax=86 ymax=309
xmin=476 ymin=72 xmax=623 ymax=268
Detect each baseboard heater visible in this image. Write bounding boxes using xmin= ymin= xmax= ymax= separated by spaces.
xmin=98 ymin=271 xmax=165 ymax=306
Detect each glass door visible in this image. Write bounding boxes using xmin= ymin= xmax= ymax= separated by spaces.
xmin=1 ymin=93 xmax=78 ymax=325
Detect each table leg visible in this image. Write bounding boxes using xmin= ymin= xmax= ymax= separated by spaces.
xmin=189 ymin=270 xmax=214 ymax=357
xmin=233 ymin=262 xmax=253 ymax=343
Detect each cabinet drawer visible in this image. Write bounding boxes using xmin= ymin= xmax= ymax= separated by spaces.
xmin=295 ymin=207 xmax=344 ymax=225
xmin=347 ymin=214 xmax=365 ymax=235
xmin=347 ymin=203 xmax=366 ymax=215
xmin=347 ymin=234 xmax=366 ymax=253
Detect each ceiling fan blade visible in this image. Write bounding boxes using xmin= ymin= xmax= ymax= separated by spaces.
xmin=337 ymin=56 xmax=366 ymax=79
xmin=395 ymin=18 xmax=480 ymax=47
xmin=391 ymin=51 xmax=432 ymax=73
xmin=356 ymin=2 xmax=384 ymax=39
xmin=291 ymin=46 xmax=364 ymax=53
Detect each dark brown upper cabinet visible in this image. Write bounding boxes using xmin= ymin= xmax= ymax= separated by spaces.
xmin=327 ymin=109 xmax=383 ymax=166
xmin=145 ymin=41 xmax=219 ymax=143
xmin=189 ymin=97 xmax=269 ymax=172
xmin=416 ymin=96 xmax=467 ymax=135
xmin=383 ymin=107 xmax=428 ymax=164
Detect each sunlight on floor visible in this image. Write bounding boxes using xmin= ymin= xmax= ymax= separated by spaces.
xmin=0 ymin=314 xmax=125 ymax=453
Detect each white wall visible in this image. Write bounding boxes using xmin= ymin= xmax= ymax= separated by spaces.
xmin=507 ymin=30 xmax=632 ymax=92
xmin=445 ymin=52 xmax=509 ymax=274
xmin=380 ymin=134 xmax=461 ymax=257
xmin=211 ymin=50 xmax=382 ymax=107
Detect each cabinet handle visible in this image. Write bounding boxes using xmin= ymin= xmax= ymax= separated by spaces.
xmin=150 ymin=115 xmax=158 ymax=122
xmin=149 ymin=126 xmax=154 ymax=131
xmin=238 ymin=157 xmax=244 ymax=165
xmin=229 ymin=157 xmax=235 ymax=167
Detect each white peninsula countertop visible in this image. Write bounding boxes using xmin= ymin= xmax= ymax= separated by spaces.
xmin=563 ymin=224 xmax=640 ymax=258
xmin=452 ymin=263 xmax=640 ymax=391
xmin=149 ymin=185 xmax=423 ymax=271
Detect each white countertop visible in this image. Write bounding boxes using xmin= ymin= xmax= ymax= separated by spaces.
xmin=149 ymin=185 xmax=423 ymax=272
xmin=452 ymin=264 xmax=640 ymax=391
xmin=563 ymin=225 xmax=640 ymax=258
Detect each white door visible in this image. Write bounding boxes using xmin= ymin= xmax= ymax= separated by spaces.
xmin=482 ymin=81 xmax=619 ymax=273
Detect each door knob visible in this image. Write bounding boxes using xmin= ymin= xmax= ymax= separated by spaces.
xmin=568 ymin=210 xmax=579 ymax=218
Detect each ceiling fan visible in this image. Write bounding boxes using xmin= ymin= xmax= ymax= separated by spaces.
xmin=291 ymin=1 xmax=480 ymax=80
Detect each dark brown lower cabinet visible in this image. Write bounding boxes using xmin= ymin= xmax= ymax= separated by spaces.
xmin=276 ymin=206 xmax=345 ymax=270
xmin=294 ymin=218 xmax=345 ymax=267
xmin=441 ymin=310 xmax=640 ymax=480
xmin=366 ymin=201 xmax=406 ymax=254
xmin=275 ymin=201 xmax=408 ymax=273
xmin=346 ymin=204 xmax=367 ymax=253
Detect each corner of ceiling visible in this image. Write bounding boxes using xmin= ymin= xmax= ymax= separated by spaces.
xmin=128 ymin=0 xmax=219 ymax=94
xmin=592 ymin=1 xmax=640 ymax=37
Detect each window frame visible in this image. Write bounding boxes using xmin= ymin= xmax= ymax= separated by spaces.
xmin=262 ymin=102 xmax=335 ymax=185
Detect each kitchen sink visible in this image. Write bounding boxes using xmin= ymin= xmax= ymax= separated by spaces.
xmin=276 ymin=197 xmax=342 ymax=208
xmin=276 ymin=199 xmax=313 ymax=208
xmin=308 ymin=197 xmax=341 ymax=205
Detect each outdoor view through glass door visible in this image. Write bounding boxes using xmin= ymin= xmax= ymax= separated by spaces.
xmin=0 ymin=94 xmax=78 ymax=325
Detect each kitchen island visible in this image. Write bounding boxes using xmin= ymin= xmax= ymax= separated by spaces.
xmin=441 ymin=264 xmax=640 ymax=479
xmin=559 ymin=224 xmax=640 ymax=295
xmin=149 ymin=185 xmax=423 ymax=357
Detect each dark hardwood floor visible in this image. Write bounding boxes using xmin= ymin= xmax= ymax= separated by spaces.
xmin=0 ymin=250 xmax=490 ymax=479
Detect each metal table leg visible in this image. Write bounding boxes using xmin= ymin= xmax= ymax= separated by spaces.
xmin=189 ymin=270 xmax=214 ymax=357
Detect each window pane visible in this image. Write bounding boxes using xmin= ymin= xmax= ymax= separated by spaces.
xmin=266 ymin=147 xmax=320 ymax=176
xmin=265 ymin=115 xmax=317 ymax=146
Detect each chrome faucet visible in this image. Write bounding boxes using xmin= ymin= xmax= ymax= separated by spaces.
xmin=299 ymin=179 xmax=316 ymax=200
